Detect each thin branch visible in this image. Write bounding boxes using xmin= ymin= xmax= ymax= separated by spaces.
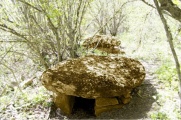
xmin=0 ymin=87 xmax=7 ymax=97
xmin=17 ymin=0 xmax=42 ymax=12
xmin=29 ymin=14 xmax=44 ymax=32
xmin=0 ymin=24 xmax=27 ymax=40
xmin=8 ymin=50 xmax=35 ymax=61
xmin=141 ymin=0 xmax=155 ymax=8
xmin=0 ymin=63 xmax=23 ymax=93
xmin=0 ymin=40 xmax=27 ymax=42
xmin=0 ymin=43 xmax=16 ymax=62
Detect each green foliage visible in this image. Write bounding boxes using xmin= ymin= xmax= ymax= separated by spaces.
xmin=151 ymin=112 xmax=169 ymax=120
xmin=173 ymin=0 xmax=180 ymax=5
xmin=155 ymin=61 xmax=178 ymax=90
xmin=0 ymin=86 xmax=50 ymax=117
xmin=43 ymin=2 xmax=62 ymax=26
xmin=175 ymin=109 xmax=181 ymax=119
xmin=156 ymin=63 xmax=177 ymax=82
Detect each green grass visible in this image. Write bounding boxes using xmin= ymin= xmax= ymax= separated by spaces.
xmin=153 ymin=60 xmax=181 ymax=120
xmin=0 ymin=85 xmax=51 ymax=119
xmin=151 ymin=112 xmax=169 ymax=120
xmin=155 ymin=61 xmax=179 ymax=90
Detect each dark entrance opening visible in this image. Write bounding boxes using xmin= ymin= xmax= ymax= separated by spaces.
xmin=73 ymin=97 xmax=95 ymax=115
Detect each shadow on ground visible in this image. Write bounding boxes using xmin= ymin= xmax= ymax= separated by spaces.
xmin=96 ymin=82 xmax=157 ymax=119
xmin=49 ymin=80 xmax=157 ymax=119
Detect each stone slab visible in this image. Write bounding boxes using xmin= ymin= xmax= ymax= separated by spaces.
xmin=95 ymin=104 xmax=123 ymax=116
xmin=53 ymin=93 xmax=75 ymax=115
xmin=95 ymin=97 xmax=119 ymax=107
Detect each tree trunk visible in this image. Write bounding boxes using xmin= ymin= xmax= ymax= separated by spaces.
xmin=158 ymin=0 xmax=181 ymax=23
xmin=153 ymin=0 xmax=181 ymax=110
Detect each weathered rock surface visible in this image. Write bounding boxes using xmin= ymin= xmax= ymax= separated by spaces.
xmin=95 ymin=103 xmax=123 ymax=116
xmin=95 ymin=97 xmax=119 ymax=107
xmin=41 ymin=55 xmax=145 ymax=99
xmin=53 ymin=93 xmax=75 ymax=115
xmin=83 ymin=35 xmax=125 ymax=54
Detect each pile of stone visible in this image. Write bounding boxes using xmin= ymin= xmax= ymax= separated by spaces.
xmin=83 ymin=35 xmax=125 ymax=54
xmin=40 ymin=55 xmax=145 ymax=116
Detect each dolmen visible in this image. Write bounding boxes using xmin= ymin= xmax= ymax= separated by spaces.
xmin=40 ymin=55 xmax=145 ymax=116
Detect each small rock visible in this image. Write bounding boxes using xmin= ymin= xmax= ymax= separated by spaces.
xmin=20 ymin=78 xmax=35 ymax=88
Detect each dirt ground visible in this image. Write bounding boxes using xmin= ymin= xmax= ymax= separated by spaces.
xmin=47 ymin=60 xmax=163 ymax=119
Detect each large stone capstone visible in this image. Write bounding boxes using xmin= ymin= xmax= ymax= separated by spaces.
xmin=41 ymin=55 xmax=145 ymax=99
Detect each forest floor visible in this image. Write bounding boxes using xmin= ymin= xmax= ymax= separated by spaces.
xmin=0 ymin=59 xmax=180 ymax=120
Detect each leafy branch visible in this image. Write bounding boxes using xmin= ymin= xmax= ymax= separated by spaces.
xmin=0 ymin=24 xmax=27 ymax=40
